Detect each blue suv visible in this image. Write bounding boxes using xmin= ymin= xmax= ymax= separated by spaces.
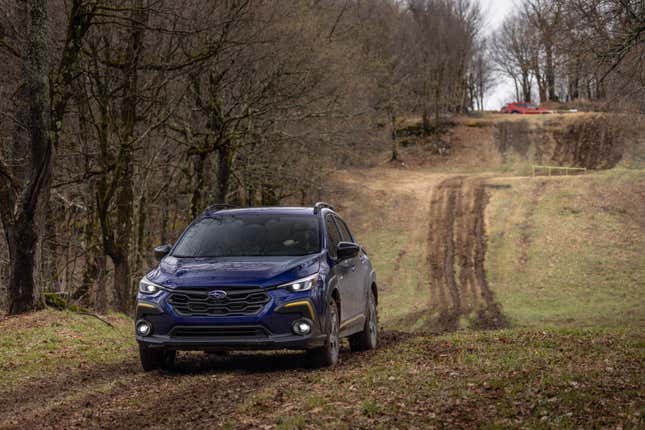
xmin=135 ymin=202 xmax=378 ymax=370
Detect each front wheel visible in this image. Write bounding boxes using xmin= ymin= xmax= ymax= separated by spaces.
xmin=307 ymin=297 xmax=340 ymax=368
xmin=139 ymin=345 xmax=176 ymax=371
xmin=349 ymin=289 xmax=378 ymax=352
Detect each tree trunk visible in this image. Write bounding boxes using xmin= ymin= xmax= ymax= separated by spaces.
xmin=5 ymin=222 xmax=41 ymax=313
xmin=216 ymin=143 xmax=234 ymax=203
xmin=94 ymin=254 xmax=108 ymax=313
xmin=512 ymin=77 xmax=519 ymax=102
xmin=545 ymin=42 xmax=556 ymax=101
xmin=434 ymin=83 xmax=440 ymax=127
xmin=521 ymin=72 xmax=532 ymax=103
xmin=160 ymin=193 xmax=169 ymax=244
xmin=421 ymin=107 xmax=431 ymax=135
xmin=112 ymin=254 xmax=131 ymax=312
xmin=389 ymin=110 xmax=399 ymax=161
xmin=1 ymin=0 xmax=52 ymax=315
xmin=102 ymin=0 xmax=148 ymax=313
xmin=135 ymin=194 xmax=147 ymax=272
xmin=190 ymin=152 xmax=206 ymax=218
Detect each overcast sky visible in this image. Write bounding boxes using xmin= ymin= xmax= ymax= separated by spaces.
xmin=477 ymin=0 xmax=517 ymax=109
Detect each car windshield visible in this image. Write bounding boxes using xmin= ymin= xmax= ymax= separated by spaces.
xmin=172 ymin=213 xmax=321 ymax=257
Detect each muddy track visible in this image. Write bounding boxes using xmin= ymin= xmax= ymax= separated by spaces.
xmin=0 ymin=331 xmax=412 ymax=430
xmin=427 ymin=176 xmax=507 ymax=331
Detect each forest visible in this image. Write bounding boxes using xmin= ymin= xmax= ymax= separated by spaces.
xmin=0 ymin=0 xmax=642 ymax=315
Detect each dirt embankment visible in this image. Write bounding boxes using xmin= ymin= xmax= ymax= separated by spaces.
xmin=397 ymin=113 xmax=643 ymax=171
xmin=494 ymin=114 xmax=633 ymax=169
xmin=426 ymin=176 xmax=506 ymax=332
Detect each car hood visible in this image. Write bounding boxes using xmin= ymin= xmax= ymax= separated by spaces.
xmin=146 ymin=253 xmax=322 ymax=289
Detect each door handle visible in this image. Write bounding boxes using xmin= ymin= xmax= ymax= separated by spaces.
xmin=351 ymin=265 xmax=356 ymax=272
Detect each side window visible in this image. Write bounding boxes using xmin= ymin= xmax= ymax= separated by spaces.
xmin=325 ymin=215 xmax=341 ymax=258
xmin=334 ymin=216 xmax=354 ymax=243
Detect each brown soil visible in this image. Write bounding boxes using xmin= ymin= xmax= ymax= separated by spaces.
xmin=0 ymin=331 xmax=415 ymax=430
xmin=426 ymin=176 xmax=507 ymax=331
xmin=491 ymin=114 xmax=631 ymax=170
xmin=551 ymin=115 xmax=624 ymax=169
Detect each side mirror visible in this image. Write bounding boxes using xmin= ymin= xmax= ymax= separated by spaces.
xmin=336 ymin=241 xmax=360 ymax=261
xmin=154 ymin=244 xmax=172 ymax=261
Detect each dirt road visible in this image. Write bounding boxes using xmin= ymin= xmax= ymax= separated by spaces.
xmin=0 ymin=332 xmax=413 ymax=429
xmin=427 ymin=176 xmax=506 ymax=331
xmin=1 ymin=167 xmax=642 ymax=429
xmin=334 ymin=169 xmax=507 ymax=332
xmin=0 ymin=170 xmax=508 ymax=429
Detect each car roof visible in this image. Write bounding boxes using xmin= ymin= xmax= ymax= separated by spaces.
xmin=203 ymin=206 xmax=332 ymax=217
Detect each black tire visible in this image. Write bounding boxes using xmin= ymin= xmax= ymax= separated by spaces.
xmin=160 ymin=350 xmax=177 ymax=371
xmin=139 ymin=346 xmax=176 ymax=371
xmin=349 ymin=289 xmax=378 ymax=352
xmin=139 ymin=345 xmax=162 ymax=371
xmin=307 ymin=297 xmax=340 ymax=368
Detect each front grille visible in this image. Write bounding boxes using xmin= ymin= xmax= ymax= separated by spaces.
xmin=167 ymin=288 xmax=270 ymax=317
xmin=170 ymin=326 xmax=269 ymax=338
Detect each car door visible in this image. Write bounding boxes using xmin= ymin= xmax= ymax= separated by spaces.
xmin=333 ymin=215 xmax=366 ymax=322
xmin=324 ymin=214 xmax=352 ymax=325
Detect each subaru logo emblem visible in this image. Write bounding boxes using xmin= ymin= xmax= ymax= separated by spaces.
xmin=208 ymin=290 xmax=227 ymax=300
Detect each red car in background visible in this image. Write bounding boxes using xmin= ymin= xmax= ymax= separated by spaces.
xmin=501 ymin=102 xmax=550 ymax=114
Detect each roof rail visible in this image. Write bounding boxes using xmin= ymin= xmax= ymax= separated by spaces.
xmin=205 ymin=203 xmax=239 ymax=213
xmin=313 ymin=202 xmax=335 ymax=214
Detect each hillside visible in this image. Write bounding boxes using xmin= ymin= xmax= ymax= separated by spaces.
xmin=0 ymin=113 xmax=643 ymax=429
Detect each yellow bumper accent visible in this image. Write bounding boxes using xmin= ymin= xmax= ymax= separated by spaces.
xmin=137 ymin=302 xmax=158 ymax=310
xmin=284 ymin=300 xmax=316 ymax=320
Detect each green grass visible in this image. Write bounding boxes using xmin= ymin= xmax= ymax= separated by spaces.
xmin=0 ymin=309 xmax=134 ymax=389
xmin=257 ymin=329 xmax=643 ymax=429
xmin=1 ymin=166 xmax=643 ymax=428
xmin=361 ymin=230 xmax=428 ymax=328
xmin=486 ymin=169 xmax=645 ymax=328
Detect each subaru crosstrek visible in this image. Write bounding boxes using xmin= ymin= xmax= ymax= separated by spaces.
xmin=135 ymin=202 xmax=378 ymax=370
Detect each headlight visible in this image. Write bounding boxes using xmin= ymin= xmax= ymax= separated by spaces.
xmin=139 ymin=277 xmax=163 ymax=295
xmin=279 ymin=274 xmax=319 ymax=292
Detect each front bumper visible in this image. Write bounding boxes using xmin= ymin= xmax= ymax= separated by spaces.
xmin=135 ymin=289 xmax=325 ymax=351
xmin=137 ymin=331 xmax=326 ymax=351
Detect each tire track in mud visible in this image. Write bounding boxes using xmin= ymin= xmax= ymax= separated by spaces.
xmin=427 ymin=176 xmax=507 ymax=331
xmin=0 ymin=332 xmax=413 ymax=430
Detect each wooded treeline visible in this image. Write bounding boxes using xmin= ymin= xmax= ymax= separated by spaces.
xmin=0 ymin=0 xmax=641 ymax=315
xmin=491 ymin=0 xmax=644 ymax=107
xmin=0 ymin=0 xmax=489 ymax=314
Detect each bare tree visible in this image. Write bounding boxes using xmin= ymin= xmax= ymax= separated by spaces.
xmin=492 ymin=12 xmax=535 ymax=103
xmin=0 ymin=0 xmax=95 ymax=314
xmin=526 ymin=0 xmax=563 ymax=101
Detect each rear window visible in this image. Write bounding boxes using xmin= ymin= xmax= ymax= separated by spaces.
xmin=173 ymin=214 xmax=321 ymax=257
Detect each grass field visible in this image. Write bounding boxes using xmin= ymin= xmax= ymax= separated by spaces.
xmin=486 ymin=169 xmax=645 ymax=328
xmin=1 ymin=158 xmax=644 ymax=428
xmin=0 ymin=311 xmax=132 ymax=390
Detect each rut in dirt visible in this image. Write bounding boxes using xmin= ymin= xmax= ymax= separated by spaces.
xmin=426 ymin=176 xmax=507 ymax=332
xmin=0 ymin=331 xmax=413 ymax=430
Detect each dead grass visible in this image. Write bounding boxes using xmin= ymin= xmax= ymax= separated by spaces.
xmin=1 ymin=116 xmax=644 ymax=427
xmin=485 ymin=169 xmax=645 ymax=328
xmin=0 ymin=309 xmax=134 ymax=390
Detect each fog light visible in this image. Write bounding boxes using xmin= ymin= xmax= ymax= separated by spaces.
xmin=292 ymin=319 xmax=312 ymax=335
xmin=136 ymin=320 xmax=152 ymax=336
